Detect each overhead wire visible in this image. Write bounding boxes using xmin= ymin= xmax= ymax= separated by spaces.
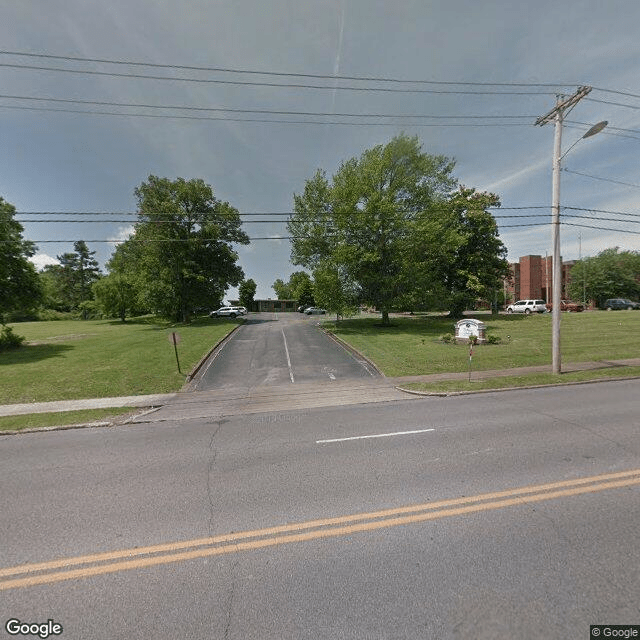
xmin=0 ymin=94 xmax=538 ymax=120
xmin=0 ymin=62 xmax=562 ymax=96
xmin=0 ymin=50 xmax=577 ymax=88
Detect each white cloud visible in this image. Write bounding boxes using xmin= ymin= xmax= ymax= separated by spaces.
xmin=108 ymin=226 xmax=135 ymax=243
xmin=30 ymin=253 xmax=59 ymax=271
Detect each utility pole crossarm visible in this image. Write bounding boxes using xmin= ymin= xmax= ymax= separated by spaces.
xmin=535 ymin=86 xmax=592 ymax=126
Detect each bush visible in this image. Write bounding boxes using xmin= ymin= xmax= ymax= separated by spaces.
xmin=0 ymin=325 xmax=25 ymax=351
xmin=440 ymin=333 xmax=454 ymax=343
xmin=36 ymin=309 xmax=75 ymax=321
xmin=486 ymin=334 xmax=501 ymax=344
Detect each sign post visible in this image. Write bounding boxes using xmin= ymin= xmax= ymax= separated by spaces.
xmin=168 ymin=332 xmax=182 ymax=374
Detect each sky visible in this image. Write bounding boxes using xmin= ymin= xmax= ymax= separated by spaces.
xmin=2 ymin=0 xmax=640 ymax=301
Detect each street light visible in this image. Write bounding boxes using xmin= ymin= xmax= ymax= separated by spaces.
xmin=536 ymin=86 xmax=607 ymax=373
xmin=551 ymin=119 xmax=607 ymax=373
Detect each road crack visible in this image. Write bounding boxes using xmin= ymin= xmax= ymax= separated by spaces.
xmin=206 ymin=419 xmax=227 ymax=537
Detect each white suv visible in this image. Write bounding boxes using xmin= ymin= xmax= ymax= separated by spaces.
xmin=506 ymin=299 xmax=547 ymax=314
xmin=209 ymin=306 xmax=243 ymax=318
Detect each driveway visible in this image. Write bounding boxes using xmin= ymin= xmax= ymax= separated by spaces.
xmin=194 ymin=312 xmax=378 ymax=393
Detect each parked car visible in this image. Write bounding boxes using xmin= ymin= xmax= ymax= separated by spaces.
xmin=506 ymin=299 xmax=547 ymax=314
xmin=236 ymin=306 xmax=248 ymax=315
xmin=209 ymin=306 xmax=242 ymax=318
xmin=304 ymin=307 xmax=326 ymax=315
xmin=602 ymin=298 xmax=640 ymax=310
xmin=545 ymin=299 xmax=584 ymax=312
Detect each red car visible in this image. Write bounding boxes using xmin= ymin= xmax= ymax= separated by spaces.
xmin=545 ymin=300 xmax=584 ymax=312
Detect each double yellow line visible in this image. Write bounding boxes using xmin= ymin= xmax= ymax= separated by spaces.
xmin=2 ymin=467 xmax=639 ymax=591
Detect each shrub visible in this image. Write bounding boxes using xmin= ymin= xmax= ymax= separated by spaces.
xmin=486 ymin=334 xmax=501 ymax=344
xmin=440 ymin=333 xmax=454 ymax=344
xmin=0 ymin=325 xmax=25 ymax=351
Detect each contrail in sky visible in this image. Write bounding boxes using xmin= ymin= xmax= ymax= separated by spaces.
xmin=330 ymin=0 xmax=346 ymax=116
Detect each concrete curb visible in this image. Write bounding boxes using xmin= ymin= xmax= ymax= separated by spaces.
xmin=395 ymin=374 xmax=640 ymax=397
xmin=319 ymin=326 xmax=385 ymax=377
xmin=0 ymin=407 xmax=161 ymax=436
xmin=183 ymin=321 xmax=244 ymax=388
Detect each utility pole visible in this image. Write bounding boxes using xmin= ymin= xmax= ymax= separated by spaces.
xmin=535 ymin=86 xmax=592 ymax=374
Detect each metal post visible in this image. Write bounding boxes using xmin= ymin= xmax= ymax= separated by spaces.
xmin=535 ymin=86 xmax=594 ymax=375
xmin=551 ymin=106 xmax=563 ymax=374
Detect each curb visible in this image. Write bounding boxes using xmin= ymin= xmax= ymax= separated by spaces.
xmin=395 ymin=374 xmax=640 ymax=397
xmin=183 ymin=321 xmax=245 ymax=387
xmin=319 ymin=326 xmax=385 ymax=377
xmin=0 ymin=406 xmax=161 ymax=437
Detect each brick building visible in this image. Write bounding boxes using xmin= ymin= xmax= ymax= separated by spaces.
xmin=506 ymin=255 xmax=575 ymax=303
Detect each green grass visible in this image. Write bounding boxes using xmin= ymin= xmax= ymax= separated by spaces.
xmin=0 ymin=408 xmax=136 ymax=432
xmin=324 ymin=311 xmax=640 ymax=377
xmin=402 ymin=366 xmax=640 ymax=394
xmin=1 ymin=316 xmax=241 ymax=404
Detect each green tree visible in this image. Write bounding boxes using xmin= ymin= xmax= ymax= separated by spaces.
xmin=0 ymin=197 xmax=42 ymax=324
xmin=238 ymin=278 xmax=257 ymax=310
xmin=568 ymin=247 xmax=640 ymax=306
xmin=122 ymin=176 xmax=249 ymax=322
xmin=272 ymin=271 xmax=314 ymax=301
xmin=313 ymin=265 xmax=358 ymax=320
xmin=92 ymin=273 xmax=138 ymax=322
xmin=72 ymin=241 xmax=101 ymax=311
xmin=408 ymin=187 xmax=510 ymax=317
xmin=40 ymin=241 xmax=101 ymax=314
xmin=288 ymin=134 xmax=456 ymax=324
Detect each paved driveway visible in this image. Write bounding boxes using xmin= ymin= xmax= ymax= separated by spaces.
xmin=194 ymin=312 xmax=378 ymax=392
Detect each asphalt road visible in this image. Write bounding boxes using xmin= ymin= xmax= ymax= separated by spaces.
xmin=1 ymin=380 xmax=639 ymax=639
xmin=195 ymin=312 xmax=377 ymax=392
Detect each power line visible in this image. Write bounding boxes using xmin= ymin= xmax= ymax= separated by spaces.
xmin=15 ymin=206 xmax=550 ymax=216
xmin=0 ymin=93 xmax=537 ymax=120
xmin=0 ymin=62 xmax=561 ymax=96
xmin=584 ymin=97 xmax=640 ymax=110
xmin=566 ymin=120 xmax=640 ymax=135
xmin=0 ymin=50 xmax=576 ymax=88
xmin=564 ymin=222 xmax=640 ymax=235
xmin=562 ymin=169 xmax=640 ymax=189
xmin=592 ymin=86 xmax=640 ymax=101
xmin=0 ymin=104 xmax=536 ymax=126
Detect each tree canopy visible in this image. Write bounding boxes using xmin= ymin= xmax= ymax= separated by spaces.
xmin=238 ymin=278 xmax=257 ymax=310
xmin=110 ymin=176 xmax=249 ymax=322
xmin=288 ymin=134 xmax=508 ymax=321
xmin=568 ymin=247 xmax=640 ymax=306
xmin=272 ymin=271 xmax=314 ymax=301
xmin=0 ymin=197 xmax=41 ymax=323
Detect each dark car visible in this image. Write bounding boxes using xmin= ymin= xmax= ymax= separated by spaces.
xmin=602 ymin=298 xmax=640 ymax=310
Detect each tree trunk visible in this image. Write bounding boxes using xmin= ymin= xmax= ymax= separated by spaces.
xmin=381 ymin=309 xmax=390 ymax=325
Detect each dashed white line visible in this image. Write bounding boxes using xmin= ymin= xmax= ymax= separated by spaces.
xmin=281 ymin=328 xmax=295 ymax=383
xmin=316 ymin=428 xmax=435 ymax=444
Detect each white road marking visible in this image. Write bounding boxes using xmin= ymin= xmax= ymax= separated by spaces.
xmin=281 ymin=328 xmax=295 ymax=383
xmin=316 ymin=428 xmax=435 ymax=444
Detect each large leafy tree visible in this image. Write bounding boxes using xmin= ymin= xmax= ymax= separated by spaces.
xmin=123 ymin=176 xmax=249 ymax=322
xmin=238 ymin=278 xmax=257 ymax=310
xmin=272 ymin=271 xmax=314 ymax=300
xmin=568 ymin=247 xmax=640 ymax=306
xmin=408 ymin=187 xmax=510 ymax=317
xmin=0 ymin=197 xmax=42 ymax=323
xmin=288 ymin=134 xmax=457 ymax=324
xmin=40 ymin=241 xmax=101 ymax=313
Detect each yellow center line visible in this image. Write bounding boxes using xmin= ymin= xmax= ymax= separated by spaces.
xmin=2 ymin=468 xmax=639 ymax=591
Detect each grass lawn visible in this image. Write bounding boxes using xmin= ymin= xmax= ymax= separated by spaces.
xmin=0 ymin=408 xmax=136 ymax=432
xmin=1 ymin=316 xmax=241 ymax=404
xmin=323 ymin=311 xmax=640 ymax=377
xmin=402 ymin=366 xmax=640 ymax=394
